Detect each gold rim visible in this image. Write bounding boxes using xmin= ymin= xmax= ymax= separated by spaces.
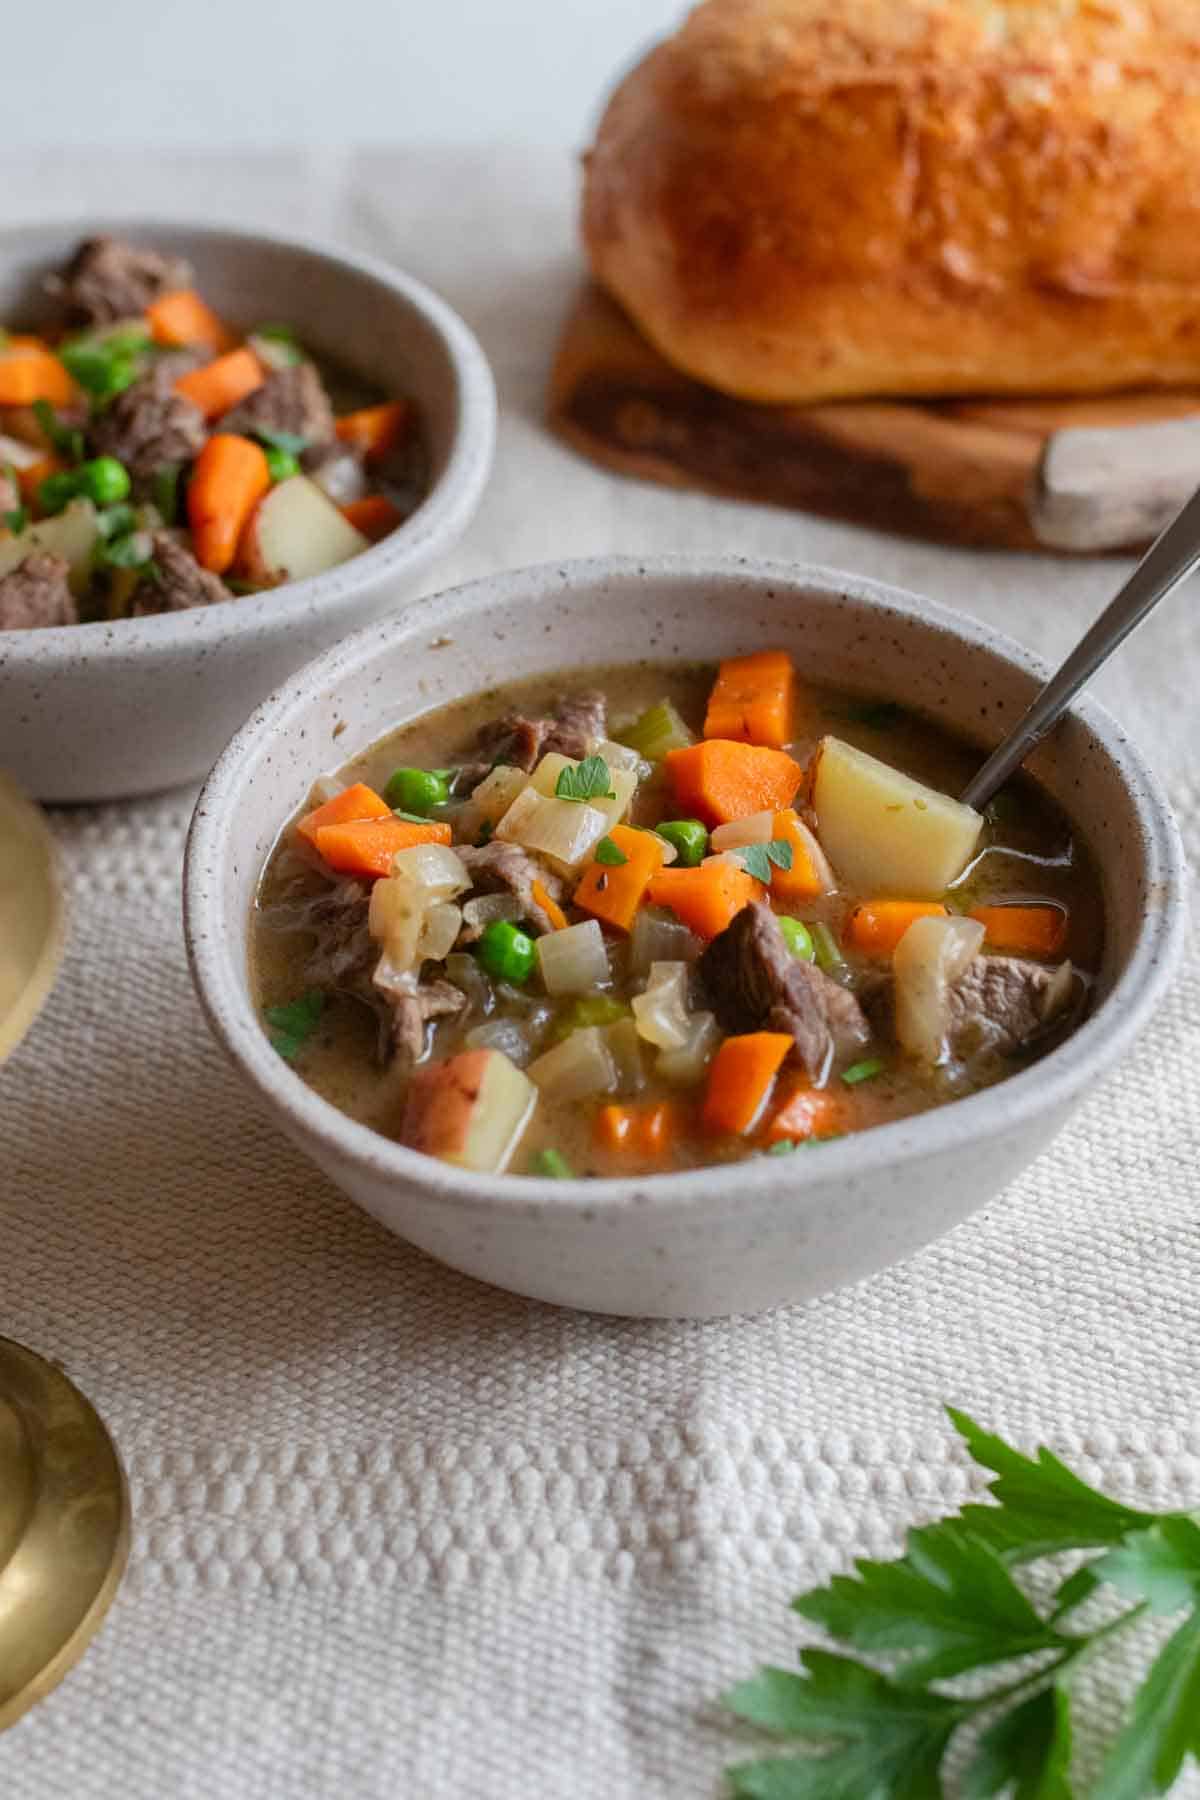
xmin=0 ymin=1339 xmax=130 ymax=1731
xmin=0 ymin=773 xmax=66 ymax=1065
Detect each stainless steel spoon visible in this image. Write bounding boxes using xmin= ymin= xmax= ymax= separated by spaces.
xmin=961 ymin=484 xmax=1200 ymax=810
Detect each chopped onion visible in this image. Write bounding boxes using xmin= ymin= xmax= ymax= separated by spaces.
xmin=527 ymin=1026 xmax=617 ymax=1100
xmin=790 ymin=816 xmax=837 ymax=895
xmin=445 ymin=952 xmax=494 ymax=1016
xmin=601 ymin=1017 xmax=646 ymax=1095
xmin=468 ymin=763 xmax=528 ymax=823
xmin=305 ymin=446 xmax=368 ymax=505
xmin=368 ymin=874 xmax=426 ymax=969
xmin=465 ymin=1017 xmax=537 ymax=1067
xmin=630 ymin=905 xmax=700 ymax=973
xmin=495 ymin=787 xmax=609 ymax=872
xmin=460 ymin=893 xmax=522 ymax=940
xmin=631 ymin=961 xmax=693 ymax=1050
xmin=710 ymin=811 xmax=775 ymax=852
xmin=416 ymin=901 xmax=462 ymax=962
xmin=536 ymin=919 xmax=610 ymax=995
xmin=893 ymin=915 xmax=985 ymax=1065
xmin=388 ymin=843 xmax=470 ymax=899
xmin=595 ymin=739 xmax=653 ymax=782
xmin=657 ymin=1011 xmax=720 ymax=1086
xmin=1042 ymin=960 xmax=1076 ymax=1022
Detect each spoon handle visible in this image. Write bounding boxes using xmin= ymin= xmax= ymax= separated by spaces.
xmin=961 ymin=484 xmax=1200 ymax=810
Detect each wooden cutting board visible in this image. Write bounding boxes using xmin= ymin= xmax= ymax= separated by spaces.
xmin=547 ymin=284 xmax=1200 ymax=554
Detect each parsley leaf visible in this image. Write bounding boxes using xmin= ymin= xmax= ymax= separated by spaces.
xmin=795 ymin=1520 xmax=1063 ymax=1685
xmin=594 ymin=835 xmax=628 ymax=866
xmin=726 ymin=1652 xmax=960 ymax=1799
xmin=963 ymin=1686 xmax=1073 ymax=1800
xmin=254 ymin=427 xmax=309 ymax=457
xmin=737 ymin=839 xmax=794 ymax=884
xmin=264 ymin=990 xmax=325 ymax=1062
xmin=555 ymin=755 xmax=615 ymax=803
xmin=32 ymin=398 xmax=85 ymax=463
xmin=3 ymin=505 xmax=28 ymax=534
xmin=949 ymin=1406 xmax=1159 ymax=1561
xmin=723 ymin=1408 xmax=1200 ymax=1800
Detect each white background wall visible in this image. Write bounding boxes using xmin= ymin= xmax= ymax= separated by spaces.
xmin=7 ymin=1 xmax=685 ymax=149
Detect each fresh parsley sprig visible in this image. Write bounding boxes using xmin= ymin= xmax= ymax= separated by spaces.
xmin=724 ymin=1407 xmax=1200 ymax=1799
xmin=264 ymin=990 xmax=325 ymax=1061
xmin=555 ymin=756 xmax=616 ymax=804
xmin=736 ymin=839 xmax=793 ymax=884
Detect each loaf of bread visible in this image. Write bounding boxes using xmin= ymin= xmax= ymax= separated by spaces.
xmin=583 ymin=1 xmax=1200 ymax=403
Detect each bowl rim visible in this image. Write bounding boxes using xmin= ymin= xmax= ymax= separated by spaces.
xmin=0 ymin=216 xmax=496 ymax=662
xmin=184 ymin=552 xmax=1189 ymax=1219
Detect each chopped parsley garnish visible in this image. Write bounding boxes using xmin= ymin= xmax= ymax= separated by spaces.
xmin=593 ymin=835 xmax=628 ymax=866
xmin=841 ymin=1056 xmax=887 ymax=1086
xmin=264 ymin=990 xmax=325 ymax=1061
xmin=152 ymin=463 xmax=181 ymax=527
xmin=3 ymin=505 xmax=28 ymax=534
xmin=735 ymin=838 xmax=793 ymax=884
xmin=254 ymin=427 xmax=308 ymax=458
xmin=555 ymin=755 xmax=616 ymax=803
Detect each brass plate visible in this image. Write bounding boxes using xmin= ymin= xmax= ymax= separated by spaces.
xmin=0 ymin=772 xmax=66 ymax=1065
xmin=0 ymin=1339 xmax=130 ymax=1731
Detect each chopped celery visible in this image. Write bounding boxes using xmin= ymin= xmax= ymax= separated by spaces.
xmin=810 ymin=921 xmax=848 ymax=979
xmin=548 ymin=994 xmax=630 ymax=1043
xmin=614 ymin=699 xmax=694 ymax=763
xmin=529 ymin=1149 xmax=575 ymax=1179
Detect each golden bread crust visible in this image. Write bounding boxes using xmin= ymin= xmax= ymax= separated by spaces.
xmin=582 ymin=0 xmax=1200 ymax=401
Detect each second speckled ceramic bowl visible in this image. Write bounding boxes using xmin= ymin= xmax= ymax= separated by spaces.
xmin=0 ymin=221 xmax=496 ymax=803
xmin=184 ymin=556 xmax=1187 ymax=1318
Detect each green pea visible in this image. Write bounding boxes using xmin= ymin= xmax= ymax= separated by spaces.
xmin=778 ymin=916 xmax=815 ymax=961
xmin=36 ymin=470 xmax=83 ymax=515
xmin=655 ymin=819 xmax=708 ymax=866
xmin=79 ymin=457 xmax=131 ymax=506
xmin=384 ymin=766 xmax=450 ymax=815
xmin=476 ymin=920 xmax=536 ymax=986
xmin=264 ymin=445 xmax=301 ymax=483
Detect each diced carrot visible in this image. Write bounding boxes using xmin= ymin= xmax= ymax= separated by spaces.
xmin=186 ymin=433 xmax=271 ymax=573
xmin=768 ymin=809 xmax=830 ymax=902
xmin=702 ymin=1032 xmax=792 ymax=1136
xmin=704 ymin=649 xmax=795 ymax=749
xmin=146 ymin=288 xmax=237 ymax=354
xmin=313 ymin=816 xmax=452 ymax=878
xmin=531 ymin=878 xmax=569 ymax=931
xmin=175 ymin=347 xmax=264 ymax=421
xmin=646 ymin=862 xmax=762 ymax=940
xmin=335 ymin=401 xmax=409 ymax=464
xmin=0 ymin=345 xmax=75 ymax=408
xmin=17 ymin=454 xmax=64 ymax=508
xmin=845 ymin=900 xmax=949 ymax=957
xmin=339 ymin=495 xmax=404 ymax=541
xmin=969 ymin=904 xmax=1068 ymax=958
xmin=296 ymin=781 xmax=392 ymax=848
xmin=574 ymin=823 xmax=665 ymax=933
xmin=593 ymin=1100 xmax=684 ymax=1156
xmin=665 ymin=739 xmax=803 ymax=827
xmin=762 ymin=1080 xmax=847 ymax=1145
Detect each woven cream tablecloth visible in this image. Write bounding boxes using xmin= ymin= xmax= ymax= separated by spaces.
xmin=2 ymin=150 xmax=1198 ymax=1799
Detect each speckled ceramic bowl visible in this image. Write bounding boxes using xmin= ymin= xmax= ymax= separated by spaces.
xmin=0 ymin=221 xmax=495 ymax=803
xmin=184 ymin=556 xmax=1187 ymax=1318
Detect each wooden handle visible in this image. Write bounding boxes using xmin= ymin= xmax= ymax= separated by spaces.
xmin=1032 ymin=416 xmax=1200 ymax=552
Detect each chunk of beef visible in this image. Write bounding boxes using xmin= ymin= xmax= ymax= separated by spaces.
xmin=0 ymin=554 xmax=77 ymax=630
xmin=51 ymin=236 xmax=193 ymax=326
xmin=374 ymin=970 xmax=468 ymax=1063
xmin=460 ymin=690 xmax=609 ymax=784
xmin=0 ymin=467 xmax=19 ymax=516
xmin=543 ymin=691 xmax=607 ymax=759
xmin=221 ymin=363 xmax=335 ymax=445
xmin=699 ymin=901 xmax=870 ymax=1082
xmin=282 ymin=878 xmax=375 ymax=996
xmin=457 ymin=842 xmax=565 ymax=935
xmin=88 ymin=363 xmax=207 ymax=492
xmin=127 ymin=531 xmax=230 ymax=617
xmin=947 ymin=955 xmax=1072 ymax=1061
